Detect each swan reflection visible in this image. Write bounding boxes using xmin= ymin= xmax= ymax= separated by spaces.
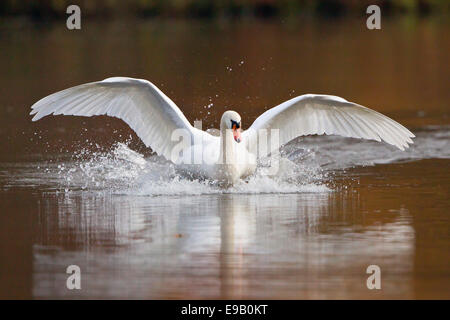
xmin=33 ymin=190 xmax=414 ymax=299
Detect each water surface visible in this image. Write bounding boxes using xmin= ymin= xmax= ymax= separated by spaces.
xmin=0 ymin=17 xmax=449 ymax=299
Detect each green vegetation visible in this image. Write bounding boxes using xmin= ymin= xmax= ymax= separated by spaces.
xmin=1 ymin=0 xmax=449 ymax=19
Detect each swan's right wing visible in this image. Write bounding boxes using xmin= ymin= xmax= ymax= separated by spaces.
xmin=243 ymin=94 xmax=414 ymax=157
xmin=31 ymin=77 xmax=211 ymax=162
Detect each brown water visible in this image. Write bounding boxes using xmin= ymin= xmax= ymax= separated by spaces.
xmin=0 ymin=17 xmax=449 ymax=299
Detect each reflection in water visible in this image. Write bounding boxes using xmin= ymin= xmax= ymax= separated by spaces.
xmin=32 ymin=188 xmax=415 ymax=299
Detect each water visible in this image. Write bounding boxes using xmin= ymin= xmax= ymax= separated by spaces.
xmin=0 ymin=17 xmax=449 ymax=299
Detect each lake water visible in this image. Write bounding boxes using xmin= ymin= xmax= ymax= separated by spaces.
xmin=0 ymin=17 xmax=449 ymax=299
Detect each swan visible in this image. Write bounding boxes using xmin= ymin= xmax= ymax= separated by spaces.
xmin=30 ymin=77 xmax=414 ymax=184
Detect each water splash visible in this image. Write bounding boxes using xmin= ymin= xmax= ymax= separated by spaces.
xmin=44 ymin=141 xmax=328 ymax=195
xmin=4 ymin=125 xmax=449 ymax=195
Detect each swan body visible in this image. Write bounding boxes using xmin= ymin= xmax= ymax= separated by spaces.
xmin=30 ymin=77 xmax=414 ymax=185
xmin=175 ymin=111 xmax=256 ymax=185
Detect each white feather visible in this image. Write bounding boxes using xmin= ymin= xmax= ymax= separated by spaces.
xmin=243 ymin=94 xmax=414 ymax=155
xmin=30 ymin=77 xmax=214 ymax=162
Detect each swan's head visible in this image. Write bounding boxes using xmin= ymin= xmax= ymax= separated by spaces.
xmin=221 ymin=110 xmax=242 ymax=143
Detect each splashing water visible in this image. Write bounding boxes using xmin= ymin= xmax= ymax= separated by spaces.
xmin=4 ymin=125 xmax=449 ymax=196
xmin=54 ymin=142 xmax=329 ymax=195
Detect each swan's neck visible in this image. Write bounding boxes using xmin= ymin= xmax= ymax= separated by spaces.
xmin=219 ymin=124 xmax=235 ymax=165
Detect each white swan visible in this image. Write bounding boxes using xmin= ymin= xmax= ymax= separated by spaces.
xmin=30 ymin=77 xmax=414 ymax=184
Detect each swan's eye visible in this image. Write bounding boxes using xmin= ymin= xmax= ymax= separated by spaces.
xmin=231 ymin=120 xmax=240 ymax=129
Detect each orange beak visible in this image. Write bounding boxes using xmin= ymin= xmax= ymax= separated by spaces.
xmin=232 ymin=124 xmax=241 ymax=143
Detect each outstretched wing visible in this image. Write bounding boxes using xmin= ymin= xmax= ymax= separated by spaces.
xmin=31 ymin=77 xmax=212 ymax=162
xmin=243 ymin=94 xmax=414 ymax=157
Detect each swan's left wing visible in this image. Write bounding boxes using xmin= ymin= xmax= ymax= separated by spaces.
xmin=242 ymin=94 xmax=414 ymax=157
xmin=30 ymin=77 xmax=213 ymax=163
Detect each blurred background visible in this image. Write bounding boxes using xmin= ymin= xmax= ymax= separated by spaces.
xmin=0 ymin=0 xmax=449 ymax=160
xmin=0 ymin=0 xmax=449 ymax=300
xmin=1 ymin=0 xmax=449 ymax=19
